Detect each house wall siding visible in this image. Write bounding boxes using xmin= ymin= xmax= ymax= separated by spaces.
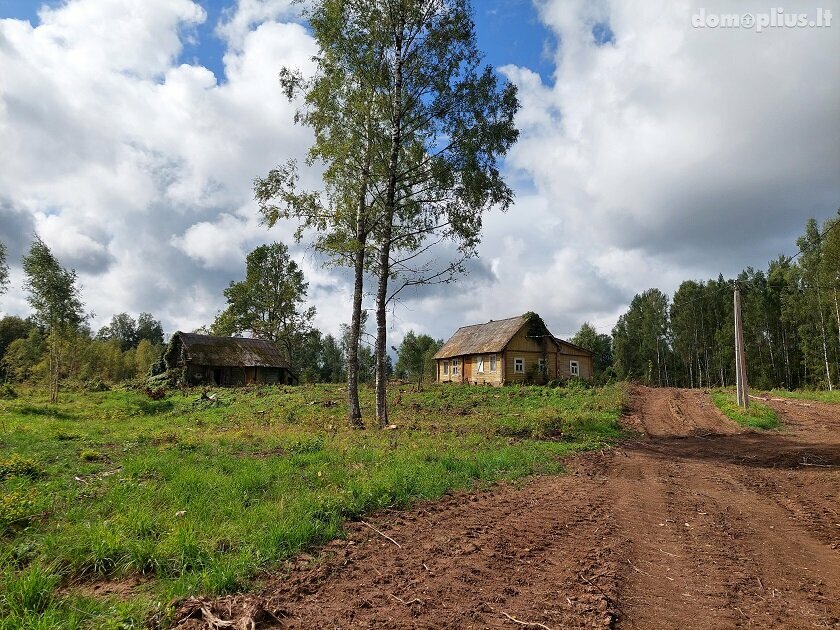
xmin=503 ymin=326 xmax=558 ymax=384
xmin=556 ymin=354 xmax=593 ymax=379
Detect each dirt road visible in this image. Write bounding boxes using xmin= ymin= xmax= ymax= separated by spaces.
xmin=174 ymin=387 xmax=840 ymax=629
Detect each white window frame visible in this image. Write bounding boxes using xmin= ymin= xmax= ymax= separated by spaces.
xmin=442 ymin=361 xmax=449 ymax=375
xmin=452 ymin=359 xmax=460 ymax=376
xmin=514 ymin=358 xmax=524 ymax=374
xmin=477 ymin=355 xmax=484 ymax=373
xmin=570 ymin=360 xmax=580 ymax=376
xmin=489 ymin=354 xmax=497 ymax=372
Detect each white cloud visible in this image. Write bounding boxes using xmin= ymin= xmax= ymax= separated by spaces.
xmin=1 ymin=0 xmax=838 ymax=350
xmin=216 ymin=0 xmax=300 ymax=50
xmin=0 ymin=0 xmax=322 ymax=333
xmin=473 ymin=0 xmax=839 ymax=340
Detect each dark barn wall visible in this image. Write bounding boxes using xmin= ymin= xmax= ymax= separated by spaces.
xmin=259 ymin=367 xmax=280 ymax=385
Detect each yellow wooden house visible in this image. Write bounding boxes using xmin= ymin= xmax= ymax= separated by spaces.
xmin=434 ymin=314 xmax=594 ymax=385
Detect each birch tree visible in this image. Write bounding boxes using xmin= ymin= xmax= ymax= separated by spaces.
xmin=256 ymin=0 xmax=389 ymax=428
xmin=0 ymin=241 xmax=9 ymax=299
xmin=22 ymin=237 xmax=85 ymax=403
xmin=258 ymin=0 xmax=518 ymax=428
xmin=366 ymin=0 xmax=519 ymax=426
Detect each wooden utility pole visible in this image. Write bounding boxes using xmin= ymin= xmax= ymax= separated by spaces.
xmin=733 ymin=284 xmax=749 ymax=408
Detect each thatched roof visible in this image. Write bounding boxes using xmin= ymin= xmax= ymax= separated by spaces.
xmin=433 ymin=316 xmax=528 ymax=359
xmin=174 ymin=332 xmax=290 ymax=368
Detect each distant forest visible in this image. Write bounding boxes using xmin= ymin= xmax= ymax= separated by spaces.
xmin=609 ymin=213 xmax=840 ymax=391
xmin=1 ymin=213 xmax=837 ymax=394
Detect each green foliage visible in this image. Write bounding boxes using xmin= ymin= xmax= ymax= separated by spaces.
xmin=79 ymin=450 xmax=104 ymax=462
xmin=711 ymin=392 xmax=779 ymax=429
xmin=211 ymin=242 xmax=315 ymax=367
xmin=21 ymin=237 xmax=87 ymax=403
xmin=1 ymin=329 xmax=44 ymax=384
xmin=0 ymin=489 xmax=38 ymax=532
xmin=611 ymin=211 xmax=840 ymax=391
xmin=0 ymin=317 xmax=35 ymax=380
xmin=764 ymin=389 xmax=840 ymax=404
xmin=394 ymin=331 xmax=442 ymax=384
xmin=571 ymin=323 xmax=613 ymax=377
xmin=612 ymin=288 xmax=669 ymax=385
xmin=0 ymin=381 xmax=625 ymax=626
xmin=21 ymin=238 xmax=85 ymax=334
xmin=0 ymin=563 xmax=60 ymax=617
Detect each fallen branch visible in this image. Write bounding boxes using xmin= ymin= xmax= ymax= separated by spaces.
xmin=501 ymin=611 xmax=552 ymax=630
xmin=361 ymin=521 xmax=402 ymax=548
xmin=390 ymin=593 xmax=422 ymax=606
xmin=627 ymin=559 xmax=652 ymax=577
xmin=198 ymin=605 xmax=235 ymax=629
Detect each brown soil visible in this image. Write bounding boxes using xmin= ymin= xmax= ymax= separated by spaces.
xmin=171 ymin=386 xmax=840 ymax=629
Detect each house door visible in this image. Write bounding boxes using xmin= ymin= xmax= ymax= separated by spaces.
xmin=462 ymin=356 xmax=472 ymax=383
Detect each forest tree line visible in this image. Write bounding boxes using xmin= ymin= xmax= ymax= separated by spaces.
xmin=2 ymin=213 xmax=836 ymax=395
xmin=610 ymin=213 xmax=840 ymax=391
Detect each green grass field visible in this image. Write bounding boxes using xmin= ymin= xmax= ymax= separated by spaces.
xmin=0 ymin=381 xmax=628 ymax=628
xmin=711 ymin=391 xmax=780 ymax=429
xmin=761 ymin=389 xmax=840 ymax=404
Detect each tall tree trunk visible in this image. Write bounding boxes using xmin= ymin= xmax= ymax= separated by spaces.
xmin=816 ymin=286 xmax=833 ymax=390
xmin=347 ymin=115 xmax=374 ymax=429
xmin=834 ymin=289 xmax=840 ymax=382
xmin=782 ymin=326 xmax=791 ymax=389
xmin=347 ymin=231 xmax=367 ymax=429
xmin=375 ymin=21 xmax=404 ymax=428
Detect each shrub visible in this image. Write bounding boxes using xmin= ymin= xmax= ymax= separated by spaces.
xmin=0 ymin=383 xmax=18 ymax=400
xmin=82 ymin=377 xmax=110 ymax=392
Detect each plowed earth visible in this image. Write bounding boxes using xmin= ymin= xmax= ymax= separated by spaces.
xmin=172 ymin=387 xmax=840 ymax=629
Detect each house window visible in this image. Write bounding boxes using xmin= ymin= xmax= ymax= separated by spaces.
xmin=452 ymin=359 xmax=460 ymax=376
xmin=570 ymin=361 xmax=580 ymax=376
xmin=442 ymin=361 xmax=449 ymax=375
xmin=489 ymin=354 xmax=497 ymax=372
xmin=514 ymin=358 xmax=524 ymax=374
xmin=538 ymin=358 xmax=547 ymax=374
xmin=477 ymin=355 xmax=484 ymax=373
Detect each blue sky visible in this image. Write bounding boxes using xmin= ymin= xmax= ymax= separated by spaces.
xmin=1 ymin=0 xmax=558 ymax=83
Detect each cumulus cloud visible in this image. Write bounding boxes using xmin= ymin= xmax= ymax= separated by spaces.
xmin=1 ymin=0 xmax=838 ymax=349
xmin=501 ymin=0 xmax=840 ymax=272
xmin=0 ymin=0 xmax=327 ymax=334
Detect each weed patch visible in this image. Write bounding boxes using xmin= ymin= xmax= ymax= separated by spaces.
xmin=711 ymin=392 xmax=779 ymax=429
xmin=0 ymin=454 xmax=42 ymax=481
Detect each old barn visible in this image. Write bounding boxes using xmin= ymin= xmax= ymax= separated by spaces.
xmin=434 ymin=314 xmax=594 ymax=385
xmin=164 ymin=332 xmax=298 ymax=386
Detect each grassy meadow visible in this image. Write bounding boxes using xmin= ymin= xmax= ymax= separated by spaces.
xmin=0 ymin=381 xmax=628 ymax=628
xmin=761 ymin=388 xmax=840 ymax=404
